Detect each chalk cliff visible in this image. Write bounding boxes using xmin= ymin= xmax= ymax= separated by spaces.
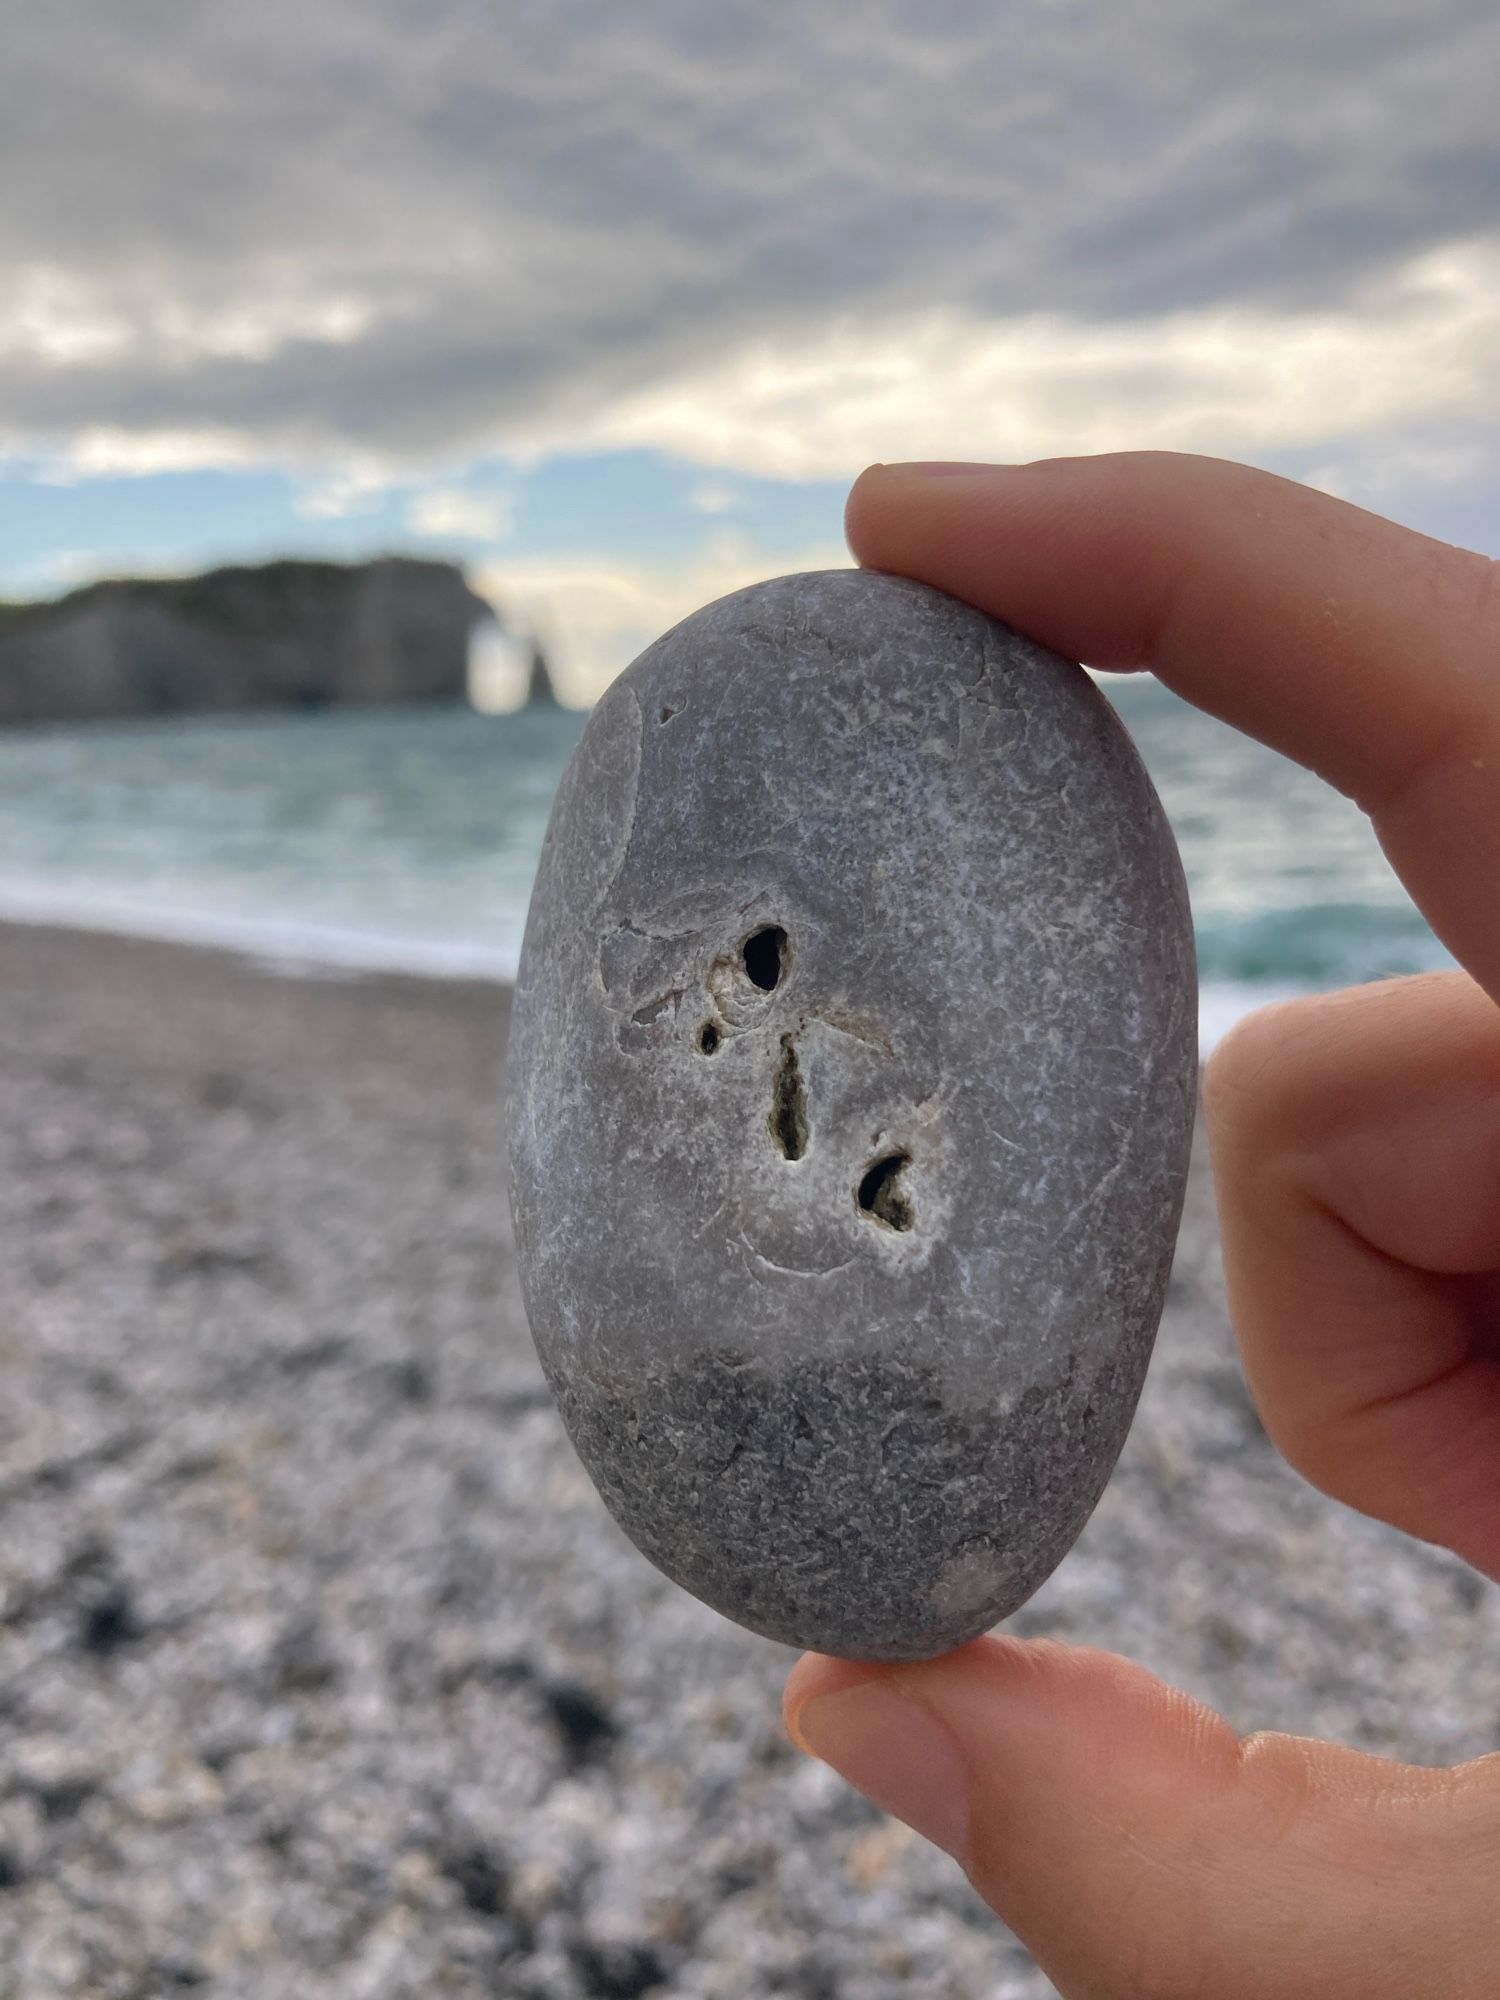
xmin=0 ymin=556 xmax=495 ymax=725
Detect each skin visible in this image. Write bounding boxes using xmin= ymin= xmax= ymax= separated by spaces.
xmin=782 ymin=452 xmax=1500 ymax=1999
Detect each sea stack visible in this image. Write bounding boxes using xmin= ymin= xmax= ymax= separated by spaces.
xmin=525 ymin=640 xmax=561 ymax=709
xmin=507 ymin=570 xmax=1197 ymax=1660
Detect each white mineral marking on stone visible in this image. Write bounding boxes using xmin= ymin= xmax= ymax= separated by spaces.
xmin=929 ymin=1546 xmax=1008 ymax=1622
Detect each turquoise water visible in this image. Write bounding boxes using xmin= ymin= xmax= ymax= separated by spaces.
xmin=0 ymin=681 xmax=1451 ymax=1045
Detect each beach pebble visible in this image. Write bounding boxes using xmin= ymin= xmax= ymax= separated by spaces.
xmin=507 ymin=570 xmax=1196 ymax=1659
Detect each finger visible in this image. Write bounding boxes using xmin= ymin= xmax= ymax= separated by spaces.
xmin=1205 ymin=971 xmax=1500 ymax=1574
xmin=846 ymin=454 xmax=1500 ymax=999
xmin=786 ymin=1638 xmax=1500 ymax=2000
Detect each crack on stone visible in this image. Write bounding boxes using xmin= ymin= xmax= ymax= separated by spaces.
xmin=597 ymin=910 xmax=715 ymax=1016
xmin=694 ymin=1200 xmax=730 ymax=1241
xmin=976 ymin=1111 xmax=1023 ymax=1155
xmin=591 ymin=684 xmax=645 ymax=918
xmin=961 ymin=657 xmax=999 ymax=707
xmin=608 ymin=916 xmax=707 ymax=946
xmin=711 ymin=661 xmax=753 ymax=723
xmin=629 ymin=988 xmax=683 ymax=1028
xmin=811 ymin=1011 xmax=895 ymax=1058
xmin=768 ymin=1035 xmax=808 ymax=1160
xmin=737 ymin=1230 xmax=853 ymax=1282
xmin=1041 ymin=1098 xmax=1151 ymax=1251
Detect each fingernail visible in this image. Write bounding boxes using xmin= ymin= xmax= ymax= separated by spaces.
xmin=877 ymin=460 xmax=1013 ymax=479
xmin=790 ymin=1681 xmax=970 ymax=1861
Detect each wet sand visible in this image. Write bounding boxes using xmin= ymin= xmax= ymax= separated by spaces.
xmin=0 ymin=923 xmax=1495 ymax=1998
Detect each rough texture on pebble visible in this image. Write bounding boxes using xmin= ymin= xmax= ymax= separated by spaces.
xmin=507 ymin=570 xmax=1197 ymax=1659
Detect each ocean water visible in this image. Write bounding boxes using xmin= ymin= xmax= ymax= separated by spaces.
xmin=0 ymin=680 xmax=1451 ymax=1048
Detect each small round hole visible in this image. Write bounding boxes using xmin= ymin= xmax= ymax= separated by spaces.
xmin=742 ymin=926 xmax=788 ymax=992
xmin=857 ymin=1152 xmax=914 ymax=1232
xmin=697 ymin=1022 xmax=721 ymax=1055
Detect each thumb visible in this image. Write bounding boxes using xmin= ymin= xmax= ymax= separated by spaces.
xmin=784 ymin=1637 xmax=1500 ymax=2000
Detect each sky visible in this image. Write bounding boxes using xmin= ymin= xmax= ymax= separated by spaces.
xmin=2 ymin=1 xmax=1497 ymax=702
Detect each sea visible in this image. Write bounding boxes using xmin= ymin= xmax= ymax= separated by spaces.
xmin=0 ymin=679 xmax=1452 ymax=1050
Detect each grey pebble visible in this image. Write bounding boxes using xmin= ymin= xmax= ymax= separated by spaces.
xmin=507 ymin=569 xmax=1197 ymax=1659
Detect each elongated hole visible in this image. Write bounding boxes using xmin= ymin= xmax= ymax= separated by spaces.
xmin=769 ymin=1035 xmax=807 ymax=1159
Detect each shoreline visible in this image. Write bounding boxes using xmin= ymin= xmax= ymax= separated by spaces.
xmin=0 ymin=892 xmax=522 ymax=987
xmin=0 ymin=902 xmax=1314 ymax=1054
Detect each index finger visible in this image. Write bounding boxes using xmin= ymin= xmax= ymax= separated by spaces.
xmin=846 ymin=453 xmax=1500 ymax=1000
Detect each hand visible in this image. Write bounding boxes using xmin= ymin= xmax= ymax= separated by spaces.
xmin=783 ymin=453 xmax=1500 ymax=1999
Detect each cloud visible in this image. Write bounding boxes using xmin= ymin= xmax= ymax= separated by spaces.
xmin=32 ymin=428 xmax=269 ymax=481
xmin=405 ymin=486 xmax=515 ymax=543
xmin=0 ymin=0 xmax=1495 ymax=481
xmin=688 ymin=481 xmax=741 ymax=515
xmin=29 ymin=547 xmax=115 ymax=589
xmin=293 ymin=463 xmax=398 ymax=520
xmin=476 ymin=532 xmax=851 ymax=705
xmin=546 ymin=238 xmax=1500 ymax=479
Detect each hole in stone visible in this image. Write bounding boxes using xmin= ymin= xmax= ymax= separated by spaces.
xmin=857 ymin=1152 xmax=914 ymax=1231
xmin=768 ymin=1034 xmax=807 ymax=1160
xmin=631 ymin=989 xmax=680 ymax=1028
xmin=743 ymin=925 xmax=788 ymax=991
xmin=659 ymin=703 xmax=681 ymax=724
xmin=697 ymin=1022 xmax=721 ymax=1055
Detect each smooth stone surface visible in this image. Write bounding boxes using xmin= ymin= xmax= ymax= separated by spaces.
xmin=506 ymin=570 xmax=1197 ymax=1660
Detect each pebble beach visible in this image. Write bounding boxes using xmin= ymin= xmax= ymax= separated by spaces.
xmin=1 ymin=922 xmax=1496 ymax=1999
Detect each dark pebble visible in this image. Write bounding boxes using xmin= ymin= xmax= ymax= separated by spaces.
xmin=568 ymin=1939 xmax=667 ymax=1999
xmin=542 ymin=1680 xmax=617 ymax=1766
xmin=78 ymin=1582 xmax=141 ymax=1656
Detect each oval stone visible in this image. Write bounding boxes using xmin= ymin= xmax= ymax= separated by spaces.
xmin=506 ymin=570 xmax=1196 ymax=1660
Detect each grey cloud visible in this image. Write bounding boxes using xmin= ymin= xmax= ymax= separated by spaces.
xmin=1 ymin=0 xmax=1496 ymax=459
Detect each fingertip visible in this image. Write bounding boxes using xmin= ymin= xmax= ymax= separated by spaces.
xmin=786 ymin=1673 xmax=974 ymax=1861
xmin=842 ymin=463 xmax=893 ymax=563
xmin=783 ymin=1635 xmax=1066 ymax=1760
xmin=844 ymin=459 xmax=1029 ymax=569
xmin=782 ymin=1651 xmax=884 ymax=1750
xmin=781 ymin=1633 xmax=1483 ymax=1993
xmin=816 ymin=1634 xmax=1245 ymax=1815
xmin=783 ymin=1635 xmax=1253 ymax=1960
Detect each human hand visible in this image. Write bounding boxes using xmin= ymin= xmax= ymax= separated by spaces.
xmin=783 ymin=453 xmax=1500 ymax=1999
